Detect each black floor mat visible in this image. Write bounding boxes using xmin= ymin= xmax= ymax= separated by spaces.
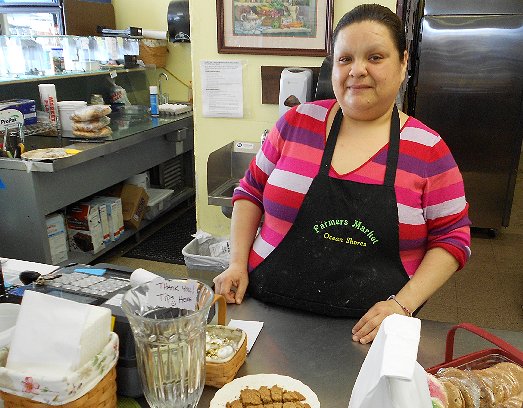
xmin=124 ymin=206 xmax=196 ymax=264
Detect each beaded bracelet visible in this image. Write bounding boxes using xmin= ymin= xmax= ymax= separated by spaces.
xmin=387 ymin=295 xmax=413 ymax=317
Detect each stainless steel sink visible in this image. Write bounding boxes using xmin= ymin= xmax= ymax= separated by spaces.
xmin=207 ymin=141 xmax=260 ymax=217
xmin=208 ymin=181 xmax=240 ymax=207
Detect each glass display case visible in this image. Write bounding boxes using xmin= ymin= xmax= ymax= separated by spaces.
xmin=0 ymin=0 xmax=63 ymax=36
xmin=0 ymin=35 xmax=140 ymax=82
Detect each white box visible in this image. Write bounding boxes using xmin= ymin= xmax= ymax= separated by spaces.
xmin=66 ymin=203 xmax=104 ymax=254
xmin=93 ymin=201 xmax=111 ymax=245
xmin=46 ymin=213 xmax=68 ymax=265
xmin=92 ymin=196 xmax=124 ymax=241
xmin=144 ymin=188 xmax=174 ymax=220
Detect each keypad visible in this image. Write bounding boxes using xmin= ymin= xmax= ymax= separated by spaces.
xmin=46 ymin=271 xmax=129 ymax=297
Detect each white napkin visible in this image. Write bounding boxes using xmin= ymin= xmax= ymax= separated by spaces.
xmin=130 ymin=267 xmax=160 ymax=287
xmin=228 ymin=319 xmax=263 ymax=353
xmin=6 ymin=291 xmax=109 ymax=378
xmin=348 ymin=314 xmax=432 ymax=408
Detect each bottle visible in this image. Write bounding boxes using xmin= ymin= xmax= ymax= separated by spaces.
xmin=149 ymin=85 xmax=159 ymax=117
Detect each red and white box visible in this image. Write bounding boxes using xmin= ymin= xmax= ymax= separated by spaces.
xmin=65 ymin=203 xmax=104 ymax=254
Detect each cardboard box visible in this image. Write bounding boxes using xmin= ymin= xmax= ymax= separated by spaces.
xmin=0 ymin=99 xmax=37 ymax=125
xmin=94 ymin=201 xmax=111 ymax=245
xmin=92 ymin=196 xmax=124 ymax=241
xmin=46 ymin=212 xmax=68 ymax=264
xmin=121 ymin=184 xmax=149 ymax=229
xmin=66 ymin=203 xmax=105 ymax=254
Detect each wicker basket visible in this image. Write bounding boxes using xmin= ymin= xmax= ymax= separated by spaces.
xmin=205 ymin=333 xmax=247 ymax=388
xmin=139 ymin=39 xmax=168 ymax=67
xmin=0 ymin=366 xmax=117 ymax=408
xmin=204 ymin=295 xmax=246 ymax=388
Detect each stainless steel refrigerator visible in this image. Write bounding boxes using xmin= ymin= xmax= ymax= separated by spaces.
xmin=402 ymin=0 xmax=523 ymax=233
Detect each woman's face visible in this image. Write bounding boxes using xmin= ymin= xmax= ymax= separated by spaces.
xmin=332 ymin=20 xmax=408 ymax=121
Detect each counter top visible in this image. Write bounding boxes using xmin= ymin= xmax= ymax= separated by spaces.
xmin=0 ymin=110 xmax=193 ymax=172
xmin=192 ymin=297 xmax=523 ymax=407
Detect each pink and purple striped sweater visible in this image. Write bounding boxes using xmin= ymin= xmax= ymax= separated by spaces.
xmin=232 ymin=99 xmax=471 ymax=276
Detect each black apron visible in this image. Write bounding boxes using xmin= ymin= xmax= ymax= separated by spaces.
xmin=248 ymin=105 xmax=409 ymax=317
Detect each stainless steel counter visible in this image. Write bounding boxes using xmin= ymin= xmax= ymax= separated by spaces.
xmin=0 ymin=113 xmax=194 ymax=264
xmin=193 ymin=297 xmax=523 ymax=407
xmin=0 ymin=112 xmax=193 ymax=172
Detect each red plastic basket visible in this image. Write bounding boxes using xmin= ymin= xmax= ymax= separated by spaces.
xmin=426 ymin=323 xmax=523 ymax=374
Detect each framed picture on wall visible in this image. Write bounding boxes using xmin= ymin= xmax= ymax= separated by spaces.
xmin=217 ymin=0 xmax=334 ymax=57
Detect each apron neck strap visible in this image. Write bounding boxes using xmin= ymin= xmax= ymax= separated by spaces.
xmin=320 ymin=107 xmax=343 ymax=174
xmin=384 ymin=105 xmax=400 ymax=187
xmin=320 ymin=105 xmax=401 ymax=187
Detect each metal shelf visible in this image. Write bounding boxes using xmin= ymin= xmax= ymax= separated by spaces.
xmin=0 ymin=67 xmax=147 ymax=85
xmin=60 ymin=187 xmax=195 ymax=266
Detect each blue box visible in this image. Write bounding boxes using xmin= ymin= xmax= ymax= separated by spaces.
xmin=0 ymin=99 xmax=37 ymax=125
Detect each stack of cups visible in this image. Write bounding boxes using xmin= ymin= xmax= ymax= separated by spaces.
xmin=57 ymin=101 xmax=87 ymax=132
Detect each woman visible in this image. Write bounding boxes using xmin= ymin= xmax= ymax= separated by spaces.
xmin=214 ymin=4 xmax=471 ymax=344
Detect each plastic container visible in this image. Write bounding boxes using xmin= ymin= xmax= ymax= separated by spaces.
xmin=144 ymin=188 xmax=174 ymax=220
xmin=149 ymin=85 xmax=159 ymax=116
xmin=426 ymin=323 xmax=523 ymax=374
xmin=182 ymin=236 xmax=230 ymax=287
xmin=57 ymin=100 xmax=87 ymax=131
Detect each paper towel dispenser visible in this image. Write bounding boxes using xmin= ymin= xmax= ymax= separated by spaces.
xmin=168 ymin=0 xmax=190 ymax=42
xmin=278 ymin=67 xmax=313 ymax=117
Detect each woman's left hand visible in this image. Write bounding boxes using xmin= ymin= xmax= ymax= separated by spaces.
xmin=351 ymin=299 xmax=404 ymax=344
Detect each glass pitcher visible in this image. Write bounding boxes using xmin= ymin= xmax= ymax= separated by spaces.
xmin=122 ymin=279 xmax=222 ymax=408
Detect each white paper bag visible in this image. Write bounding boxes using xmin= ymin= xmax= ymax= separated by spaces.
xmin=348 ymin=314 xmax=432 ymax=408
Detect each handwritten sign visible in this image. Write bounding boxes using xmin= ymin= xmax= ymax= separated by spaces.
xmin=147 ymin=278 xmax=198 ymax=310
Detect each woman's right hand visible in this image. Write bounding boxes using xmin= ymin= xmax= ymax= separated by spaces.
xmin=213 ymin=264 xmax=249 ymax=304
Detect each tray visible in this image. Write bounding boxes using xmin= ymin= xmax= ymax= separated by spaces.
xmin=426 ymin=323 xmax=523 ymax=374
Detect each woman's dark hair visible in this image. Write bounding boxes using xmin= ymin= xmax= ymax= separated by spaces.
xmin=332 ymin=4 xmax=406 ymax=60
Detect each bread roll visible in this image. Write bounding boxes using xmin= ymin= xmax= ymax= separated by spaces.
xmin=475 ymin=364 xmax=521 ymax=404
xmin=71 ymin=105 xmax=111 ymax=122
xmin=72 ymin=126 xmax=112 ymax=139
xmin=467 ymin=370 xmax=496 ymax=407
xmin=496 ymin=363 xmax=523 ymax=389
xmin=441 ymin=379 xmax=465 ymax=408
xmin=438 ymin=367 xmax=481 ymax=407
xmin=494 ymin=390 xmax=523 ymax=408
xmin=71 ymin=116 xmax=110 ymax=132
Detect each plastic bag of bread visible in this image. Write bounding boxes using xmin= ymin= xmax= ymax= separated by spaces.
xmin=72 ymin=126 xmax=112 ymax=139
xmin=497 ymin=390 xmax=523 ymax=408
xmin=427 ymin=373 xmax=450 ymax=407
xmin=71 ymin=116 xmax=110 ymax=132
xmin=434 ymin=362 xmax=523 ymax=407
xmin=70 ymin=105 xmax=111 ymax=122
xmin=437 ymin=367 xmax=481 ymax=407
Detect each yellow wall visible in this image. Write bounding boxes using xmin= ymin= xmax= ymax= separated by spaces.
xmin=114 ymin=0 xmax=396 ymax=236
